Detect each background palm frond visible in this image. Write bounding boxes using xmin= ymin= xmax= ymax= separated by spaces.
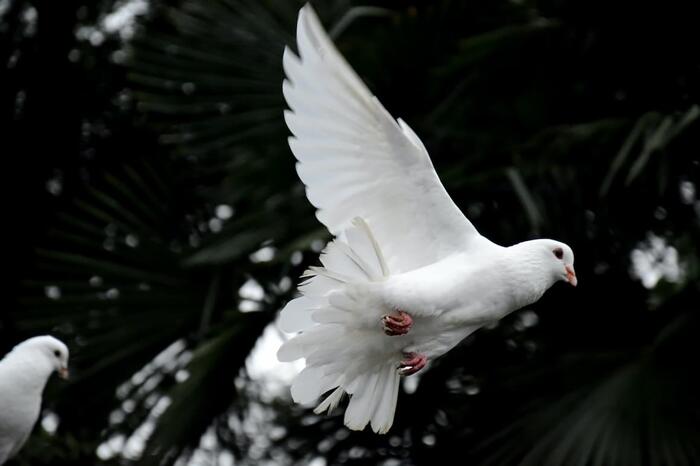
xmin=4 ymin=0 xmax=700 ymax=465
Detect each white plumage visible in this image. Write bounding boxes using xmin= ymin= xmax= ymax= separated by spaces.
xmin=278 ymin=4 xmax=577 ymax=434
xmin=0 ymin=336 xmax=69 ymax=464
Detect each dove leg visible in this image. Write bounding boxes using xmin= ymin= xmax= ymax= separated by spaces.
xmin=382 ymin=310 xmax=413 ymax=336
xmin=398 ymin=352 xmax=427 ymax=376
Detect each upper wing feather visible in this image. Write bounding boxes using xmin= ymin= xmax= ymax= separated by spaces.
xmin=284 ymin=4 xmax=482 ymax=273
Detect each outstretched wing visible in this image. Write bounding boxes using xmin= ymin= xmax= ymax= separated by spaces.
xmin=283 ymin=4 xmax=483 ymax=273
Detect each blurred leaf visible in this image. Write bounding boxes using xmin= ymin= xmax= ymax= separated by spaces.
xmin=138 ymin=313 xmax=270 ymax=465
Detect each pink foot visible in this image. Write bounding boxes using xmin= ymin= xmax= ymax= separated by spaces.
xmin=382 ymin=310 xmax=413 ymax=336
xmin=398 ymin=352 xmax=427 ymax=376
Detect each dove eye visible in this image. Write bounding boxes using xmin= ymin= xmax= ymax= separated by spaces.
xmin=553 ymin=248 xmax=564 ymax=260
xmin=53 ymin=350 xmax=61 ymax=358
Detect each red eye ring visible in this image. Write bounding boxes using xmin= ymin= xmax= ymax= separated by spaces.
xmin=553 ymin=247 xmax=564 ymax=260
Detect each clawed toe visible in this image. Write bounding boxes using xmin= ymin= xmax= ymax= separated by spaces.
xmin=382 ymin=310 xmax=413 ymax=336
xmin=398 ymin=352 xmax=427 ymax=376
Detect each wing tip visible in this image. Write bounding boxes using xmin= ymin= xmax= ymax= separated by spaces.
xmin=282 ymin=45 xmax=292 ymax=67
xmin=283 ymin=109 xmax=295 ymax=133
xmin=299 ymin=3 xmax=318 ymax=28
xmin=287 ymin=135 xmax=299 ymax=153
xmin=281 ymin=78 xmax=295 ymax=108
xmin=300 ymin=2 xmax=313 ymax=15
xmin=297 ymin=2 xmax=327 ymax=58
xmin=300 ymin=3 xmax=324 ymax=34
xmin=282 ymin=46 xmax=299 ymax=77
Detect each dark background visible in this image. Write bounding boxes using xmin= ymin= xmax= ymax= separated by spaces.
xmin=2 ymin=0 xmax=699 ymax=464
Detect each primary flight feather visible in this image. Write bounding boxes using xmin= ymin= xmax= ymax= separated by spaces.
xmin=0 ymin=336 xmax=69 ymax=464
xmin=278 ymin=4 xmax=576 ymax=434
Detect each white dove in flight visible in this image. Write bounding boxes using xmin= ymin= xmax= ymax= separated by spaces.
xmin=277 ymin=4 xmax=576 ymax=434
xmin=0 ymin=336 xmax=69 ymax=464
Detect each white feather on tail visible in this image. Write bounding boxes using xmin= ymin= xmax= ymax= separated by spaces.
xmin=277 ymin=217 xmax=401 ymax=434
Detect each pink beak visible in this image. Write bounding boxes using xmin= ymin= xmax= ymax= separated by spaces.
xmin=59 ymin=367 xmax=70 ymax=380
xmin=565 ymin=265 xmax=577 ymax=287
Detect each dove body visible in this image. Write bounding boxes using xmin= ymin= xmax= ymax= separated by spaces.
xmin=0 ymin=336 xmax=69 ymax=464
xmin=278 ymin=4 xmax=576 ymax=434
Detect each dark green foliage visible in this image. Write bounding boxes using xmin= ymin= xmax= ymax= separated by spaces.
xmin=3 ymin=0 xmax=700 ymax=465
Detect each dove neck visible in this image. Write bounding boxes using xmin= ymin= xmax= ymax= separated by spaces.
xmin=2 ymin=348 xmax=56 ymax=394
xmin=505 ymin=243 xmax=557 ymax=306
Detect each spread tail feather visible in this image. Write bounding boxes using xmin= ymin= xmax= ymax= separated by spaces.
xmin=277 ymin=217 xmax=400 ymax=433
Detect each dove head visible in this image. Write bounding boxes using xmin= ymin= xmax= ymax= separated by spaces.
xmin=526 ymin=239 xmax=577 ymax=287
xmin=12 ymin=335 xmax=70 ymax=380
xmin=512 ymin=239 xmax=576 ymax=288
